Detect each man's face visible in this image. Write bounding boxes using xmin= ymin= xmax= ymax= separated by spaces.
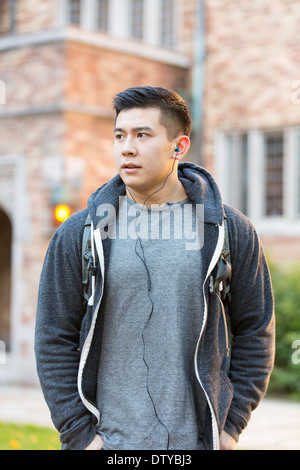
xmin=114 ymin=107 xmax=177 ymax=194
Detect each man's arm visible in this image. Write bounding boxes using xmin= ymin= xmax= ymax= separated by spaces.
xmin=223 ymin=206 xmax=275 ymax=442
xmin=35 ymin=210 xmax=97 ymax=450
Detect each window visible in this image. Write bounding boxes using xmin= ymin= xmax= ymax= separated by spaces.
xmin=160 ymin=0 xmax=175 ymax=47
xmin=240 ymin=135 xmax=249 ymax=215
xmin=69 ymin=0 xmax=81 ymax=25
xmin=64 ymin=0 xmax=179 ymax=49
xmin=216 ymin=129 xmax=300 ymax=234
xmin=131 ymin=0 xmax=144 ymax=40
xmin=97 ymin=0 xmax=109 ymax=31
xmin=264 ymin=133 xmax=284 ymax=217
xmin=0 ymin=0 xmax=16 ymax=35
xmin=224 ymin=134 xmax=249 ymax=216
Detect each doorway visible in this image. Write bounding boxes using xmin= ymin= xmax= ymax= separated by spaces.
xmin=0 ymin=209 xmax=12 ymax=351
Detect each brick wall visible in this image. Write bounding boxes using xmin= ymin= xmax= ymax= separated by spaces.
xmin=178 ymin=0 xmax=197 ymax=56
xmin=203 ymin=0 xmax=300 ymax=261
xmin=16 ymin=0 xmax=56 ymax=34
xmin=65 ymin=40 xmax=188 ymax=109
xmin=0 ymin=113 xmax=64 ymax=381
xmin=0 ymin=0 xmax=56 ymax=36
xmin=64 ymin=111 xmax=116 ymax=206
xmin=0 ymin=112 xmax=65 ymax=259
xmin=203 ymin=0 xmax=300 ymax=169
xmin=0 ymin=43 xmax=64 ymax=108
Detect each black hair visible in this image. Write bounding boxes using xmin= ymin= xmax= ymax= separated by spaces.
xmin=113 ymin=86 xmax=192 ymax=140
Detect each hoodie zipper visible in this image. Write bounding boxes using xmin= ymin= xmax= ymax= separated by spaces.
xmin=194 ymin=223 xmax=225 ymax=451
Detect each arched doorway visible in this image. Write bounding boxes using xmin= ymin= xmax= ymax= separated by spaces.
xmin=0 ymin=209 xmax=12 ymax=351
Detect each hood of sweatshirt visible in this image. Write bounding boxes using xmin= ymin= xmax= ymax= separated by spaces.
xmin=87 ymin=162 xmax=225 ymax=229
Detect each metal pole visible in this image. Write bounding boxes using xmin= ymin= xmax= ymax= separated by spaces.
xmin=191 ymin=0 xmax=206 ymax=166
xmin=10 ymin=0 xmax=16 ymax=33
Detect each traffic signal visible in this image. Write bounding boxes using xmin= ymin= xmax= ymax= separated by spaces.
xmin=54 ymin=204 xmax=71 ymax=225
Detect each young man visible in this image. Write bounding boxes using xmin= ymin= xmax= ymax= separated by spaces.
xmin=35 ymin=87 xmax=275 ymax=451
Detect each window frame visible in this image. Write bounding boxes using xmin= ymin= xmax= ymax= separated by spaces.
xmin=97 ymin=0 xmax=109 ymax=32
xmin=68 ymin=0 xmax=82 ymax=26
xmin=63 ymin=0 xmax=179 ymax=48
xmin=215 ymin=128 xmax=300 ymax=236
xmin=130 ymin=0 xmax=145 ymax=40
xmin=160 ymin=0 xmax=177 ymax=48
xmin=263 ymin=131 xmax=284 ymax=218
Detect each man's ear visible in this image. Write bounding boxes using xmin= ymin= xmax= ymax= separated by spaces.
xmin=172 ymin=136 xmax=191 ymax=160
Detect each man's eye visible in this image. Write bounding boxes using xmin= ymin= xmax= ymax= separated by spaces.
xmin=115 ymin=134 xmax=124 ymax=140
xmin=138 ymin=133 xmax=148 ymax=138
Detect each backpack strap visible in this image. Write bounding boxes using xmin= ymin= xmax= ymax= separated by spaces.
xmin=209 ymin=217 xmax=232 ymax=373
xmin=222 ymin=217 xmax=232 ymax=373
xmin=82 ymin=213 xmax=97 ymax=310
xmin=210 ymin=218 xmax=232 ymax=301
xmin=222 ymin=217 xmax=232 ymax=303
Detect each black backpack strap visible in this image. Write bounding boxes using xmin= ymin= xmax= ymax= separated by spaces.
xmin=82 ymin=213 xmax=96 ymax=310
xmin=222 ymin=217 xmax=232 ymax=302
xmin=210 ymin=218 xmax=232 ymax=301
xmin=209 ymin=217 xmax=232 ymax=373
xmin=222 ymin=217 xmax=232 ymax=373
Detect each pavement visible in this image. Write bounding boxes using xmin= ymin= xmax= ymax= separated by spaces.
xmin=0 ymin=386 xmax=299 ymax=450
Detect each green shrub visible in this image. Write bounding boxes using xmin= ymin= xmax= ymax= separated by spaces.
xmin=267 ymin=261 xmax=300 ymax=399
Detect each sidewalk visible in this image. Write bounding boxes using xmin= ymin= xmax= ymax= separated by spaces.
xmin=0 ymin=386 xmax=299 ymax=450
xmin=0 ymin=386 xmax=54 ymax=429
xmin=237 ymin=399 xmax=300 ymax=450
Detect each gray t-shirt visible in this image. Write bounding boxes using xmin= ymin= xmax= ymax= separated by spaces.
xmin=96 ymin=197 xmax=207 ymax=450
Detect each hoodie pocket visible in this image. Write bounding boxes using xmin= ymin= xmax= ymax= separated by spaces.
xmin=203 ymin=370 xmax=234 ymax=432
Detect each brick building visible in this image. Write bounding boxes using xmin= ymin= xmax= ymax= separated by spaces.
xmin=0 ymin=0 xmax=299 ymax=384
xmin=204 ymin=0 xmax=300 ymax=262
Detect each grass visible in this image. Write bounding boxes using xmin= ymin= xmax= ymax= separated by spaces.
xmin=0 ymin=422 xmax=60 ymax=450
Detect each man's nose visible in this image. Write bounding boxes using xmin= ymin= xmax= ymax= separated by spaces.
xmin=122 ymin=137 xmax=137 ymax=156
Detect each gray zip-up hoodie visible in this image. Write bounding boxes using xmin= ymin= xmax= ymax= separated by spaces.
xmin=35 ymin=162 xmax=275 ymax=450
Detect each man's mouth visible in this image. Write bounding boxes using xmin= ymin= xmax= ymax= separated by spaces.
xmin=122 ymin=163 xmax=141 ymax=172
xmin=122 ymin=163 xmax=141 ymax=169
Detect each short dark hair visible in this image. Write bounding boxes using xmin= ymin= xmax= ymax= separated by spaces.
xmin=113 ymin=86 xmax=192 ymax=140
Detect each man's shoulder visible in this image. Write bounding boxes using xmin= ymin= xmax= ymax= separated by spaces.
xmin=223 ymin=204 xmax=260 ymax=256
xmin=224 ymin=204 xmax=256 ymax=233
xmin=53 ymin=208 xmax=90 ymax=248
xmin=58 ymin=208 xmax=89 ymax=232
